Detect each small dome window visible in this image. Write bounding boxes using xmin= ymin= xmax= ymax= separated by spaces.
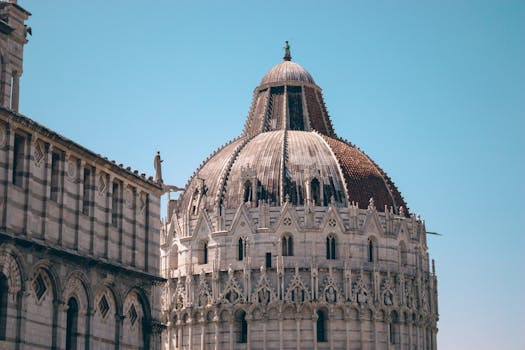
xmin=311 ymin=178 xmax=321 ymax=206
xmin=243 ymin=181 xmax=252 ymax=203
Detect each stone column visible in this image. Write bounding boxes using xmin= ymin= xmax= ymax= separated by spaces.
xmin=415 ymin=321 xmax=420 ymax=349
xmin=246 ymin=314 xmax=252 ymax=350
xmin=188 ymin=317 xmax=193 ymax=350
xmin=263 ymin=315 xmax=267 ymax=350
xmin=279 ymin=312 xmax=284 ymax=350
xmin=11 ymin=72 xmax=19 ymax=112
xmin=229 ymin=319 xmax=234 ymax=350
xmin=432 ymin=326 xmax=438 ymax=350
xmin=386 ymin=315 xmax=391 ymax=350
xmin=115 ymin=313 xmax=124 ymax=350
xmin=345 ymin=313 xmax=351 ymax=350
xmin=52 ymin=299 xmax=63 ymax=350
xmin=213 ymin=313 xmax=219 ymax=350
xmin=200 ymin=316 xmax=206 ymax=350
xmin=22 ymin=133 xmax=33 ymax=236
xmin=372 ymin=312 xmax=378 ymax=350
xmin=312 ymin=310 xmax=318 ymax=350
xmin=83 ymin=307 xmax=92 ymax=350
xmin=296 ymin=316 xmax=301 ymax=350
xmin=327 ymin=308 xmax=334 ymax=350
xmin=407 ymin=319 xmax=412 ymax=350
xmin=39 ymin=141 xmax=50 ymax=240
xmin=359 ymin=310 xmax=365 ymax=350
xmin=177 ymin=320 xmax=183 ymax=349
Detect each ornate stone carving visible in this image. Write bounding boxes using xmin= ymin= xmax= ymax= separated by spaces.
xmin=33 ymin=140 xmax=45 ymax=166
xmin=381 ymin=277 xmax=395 ymax=306
xmin=197 ymin=271 xmax=212 ymax=307
xmin=125 ymin=187 xmax=134 ymax=209
xmin=0 ymin=250 xmax=22 ymax=300
xmin=97 ymin=173 xmax=107 ymax=195
xmin=353 ymin=277 xmax=369 ymax=305
xmin=0 ymin=124 xmax=6 ymax=148
xmin=321 ymin=271 xmax=343 ymax=304
xmin=252 ymin=266 xmax=277 ymax=305
xmin=284 ymin=268 xmax=311 ymax=304
xmin=220 ymin=268 xmax=245 ymax=304
xmin=66 ymin=156 xmax=77 ymax=181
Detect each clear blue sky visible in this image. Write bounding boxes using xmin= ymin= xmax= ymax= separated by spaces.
xmin=20 ymin=1 xmax=525 ymax=348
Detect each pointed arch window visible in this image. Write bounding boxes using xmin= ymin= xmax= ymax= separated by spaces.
xmin=326 ymin=234 xmax=336 ymax=260
xmin=316 ymin=309 xmax=327 ymax=342
xmin=199 ymin=240 xmax=209 ymax=264
xmin=236 ymin=310 xmax=248 ymax=343
xmin=191 ymin=189 xmax=199 ymax=216
xmin=238 ymin=237 xmax=247 ymax=261
xmin=389 ymin=311 xmax=399 ymax=345
xmin=400 ymin=241 xmax=408 ymax=266
xmin=311 ymin=178 xmax=321 ymax=206
xmin=170 ymin=245 xmax=178 ymax=272
xmin=0 ymin=273 xmax=7 ymax=340
xmin=368 ymin=238 xmax=377 ymax=263
xmin=65 ymin=297 xmax=79 ymax=350
xmin=281 ymin=234 xmax=293 ymax=256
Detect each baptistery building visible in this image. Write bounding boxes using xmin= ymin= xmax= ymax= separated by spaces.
xmin=160 ymin=46 xmax=439 ymax=349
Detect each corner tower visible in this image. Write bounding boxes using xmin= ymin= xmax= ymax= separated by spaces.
xmin=0 ymin=0 xmax=30 ymax=112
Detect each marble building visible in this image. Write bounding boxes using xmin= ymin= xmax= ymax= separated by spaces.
xmin=0 ymin=1 xmax=438 ymax=349
xmin=160 ymin=43 xmax=439 ymax=349
xmin=0 ymin=1 xmax=164 ymax=349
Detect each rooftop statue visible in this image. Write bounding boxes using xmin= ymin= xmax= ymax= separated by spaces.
xmin=154 ymin=151 xmax=163 ymax=184
xmin=283 ymin=40 xmax=292 ymax=61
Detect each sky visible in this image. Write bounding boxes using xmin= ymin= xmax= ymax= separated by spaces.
xmin=18 ymin=0 xmax=525 ymax=349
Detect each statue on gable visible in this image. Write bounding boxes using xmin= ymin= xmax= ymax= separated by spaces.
xmin=154 ymin=151 xmax=163 ymax=184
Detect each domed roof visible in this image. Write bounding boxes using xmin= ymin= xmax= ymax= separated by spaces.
xmin=261 ymin=60 xmax=315 ymax=85
xmin=176 ymin=44 xmax=408 ymax=216
xmin=178 ymin=131 xmax=406 ymax=214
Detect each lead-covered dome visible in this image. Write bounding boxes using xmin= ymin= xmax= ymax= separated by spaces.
xmin=177 ymin=46 xmax=408 ymax=216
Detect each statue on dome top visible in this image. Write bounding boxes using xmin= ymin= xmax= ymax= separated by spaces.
xmin=283 ymin=41 xmax=292 ymax=61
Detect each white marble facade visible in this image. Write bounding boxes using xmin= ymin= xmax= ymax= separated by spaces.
xmin=160 ymin=51 xmax=439 ymax=349
xmin=160 ymin=200 xmax=438 ymax=350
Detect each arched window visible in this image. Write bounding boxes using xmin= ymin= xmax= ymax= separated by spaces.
xmin=243 ymin=181 xmax=252 ymax=203
xmin=281 ymin=235 xmax=293 ymax=256
xmin=368 ymin=238 xmax=376 ymax=263
xmin=316 ymin=309 xmax=327 ymax=342
xmin=311 ymin=178 xmax=321 ymax=206
xmin=389 ymin=311 xmax=399 ymax=345
xmin=400 ymin=241 xmax=407 ymax=266
xmin=191 ymin=189 xmax=199 ymax=216
xmin=0 ymin=273 xmax=7 ymax=340
xmin=236 ymin=310 xmax=247 ymax=343
xmin=65 ymin=297 xmax=79 ymax=350
xmin=238 ymin=237 xmax=247 ymax=261
xmin=199 ymin=241 xmax=208 ymax=264
xmin=170 ymin=246 xmax=178 ymax=272
xmin=326 ymin=235 xmax=336 ymax=260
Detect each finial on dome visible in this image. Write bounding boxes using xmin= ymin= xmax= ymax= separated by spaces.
xmin=283 ymin=41 xmax=292 ymax=61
